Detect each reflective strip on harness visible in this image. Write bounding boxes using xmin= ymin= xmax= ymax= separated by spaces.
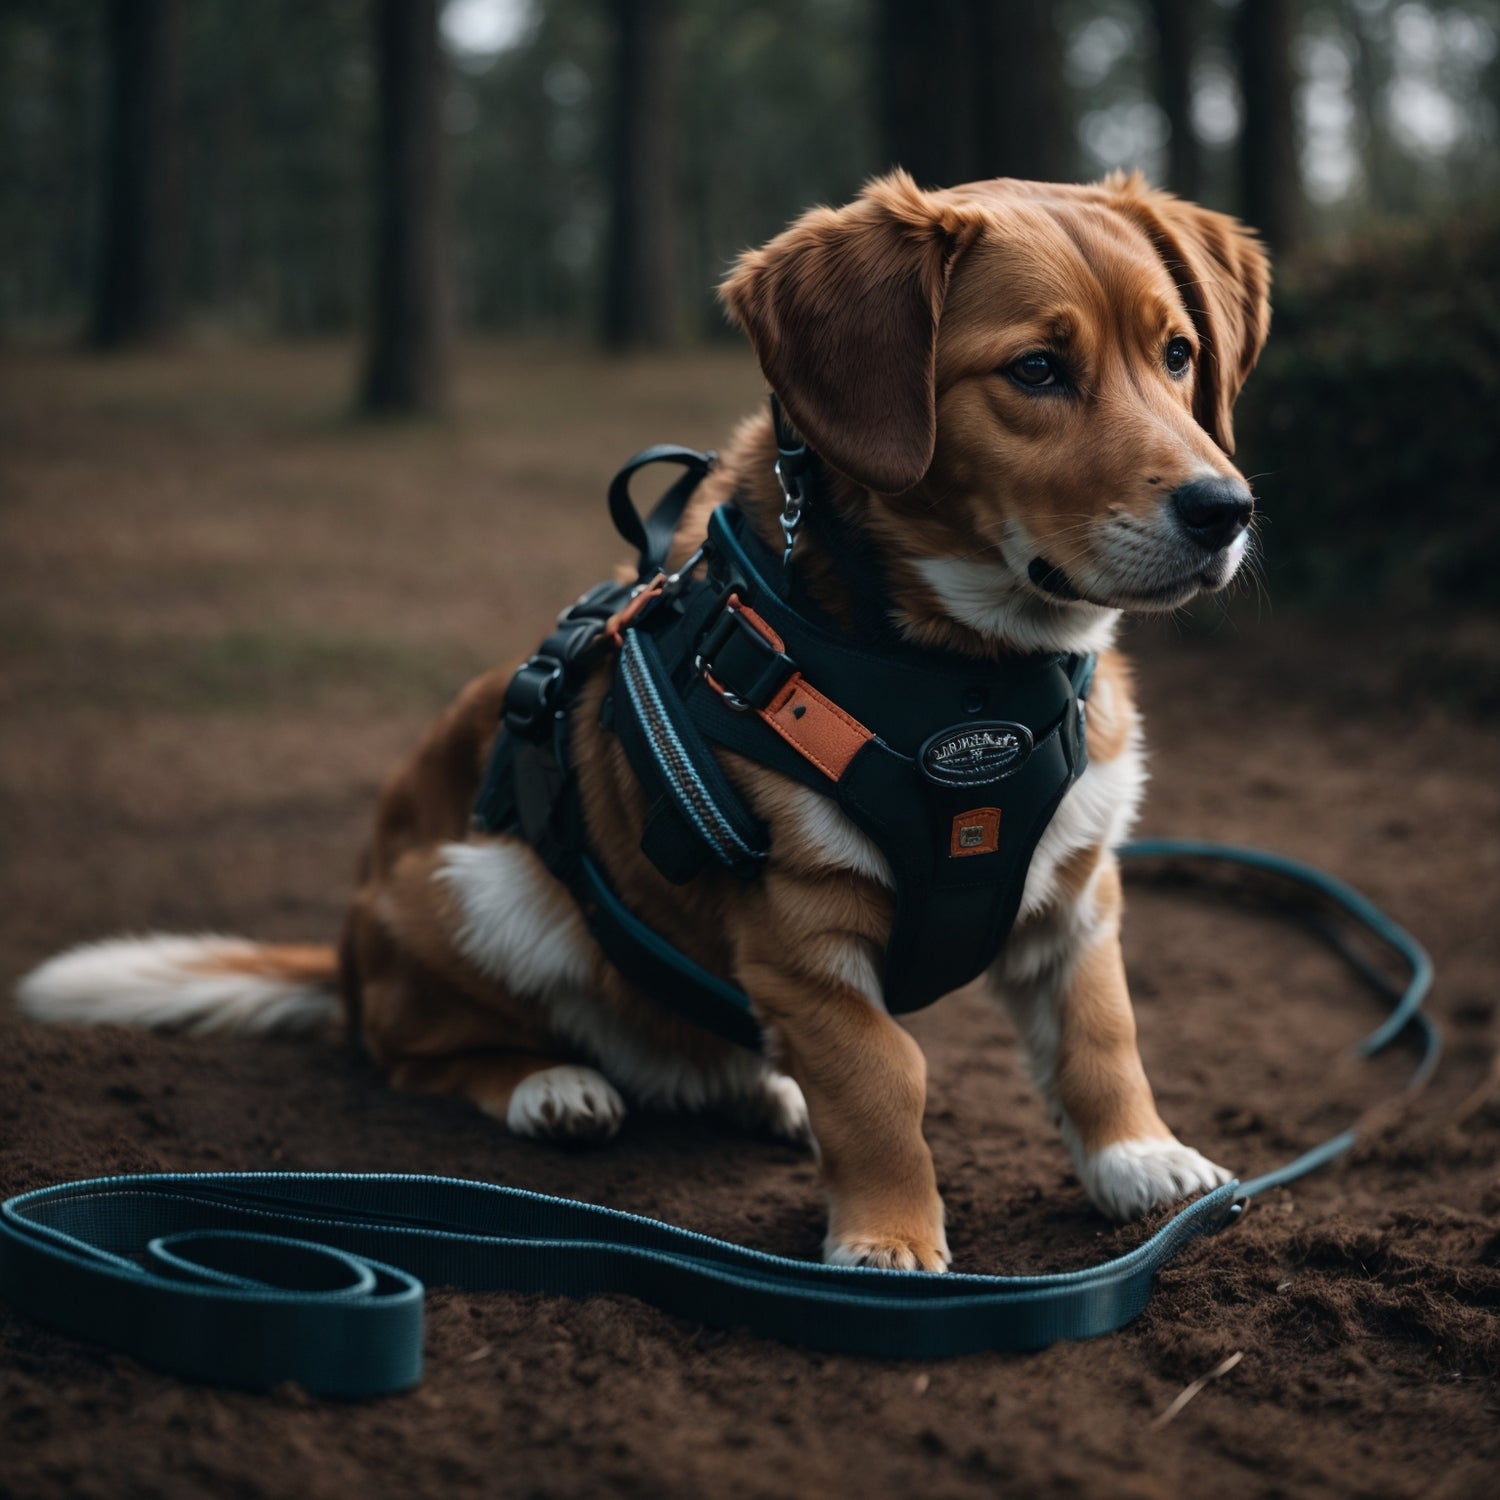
xmin=618 ymin=631 xmax=764 ymax=868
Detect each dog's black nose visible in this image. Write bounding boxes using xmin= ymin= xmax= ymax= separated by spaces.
xmin=1170 ymin=477 xmax=1254 ymax=553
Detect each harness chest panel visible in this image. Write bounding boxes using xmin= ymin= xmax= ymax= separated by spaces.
xmin=474 ymin=444 xmax=1093 ymax=1049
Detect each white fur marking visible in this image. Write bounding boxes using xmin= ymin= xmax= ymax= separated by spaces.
xmin=1020 ymin=726 xmax=1147 ymax=920
xmin=816 ymin=936 xmax=885 ymax=1010
xmin=825 ymin=1219 xmax=952 ymax=1272
xmin=911 ymin=554 xmax=1120 ymax=656
xmin=780 ymin=786 xmax=893 ymax=886
xmin=754 ymin=1072 xmax=811 ymax=1142
xmin=1078 ymin=1136 xmax=1233 ymax=1222
xmin=504 ymin=1064 xmax=626 ymax=1140
xmin=436 ymin=840 xmax=595 ymax=996
xmin=16 ymin=936 xmax=336 ymax=1035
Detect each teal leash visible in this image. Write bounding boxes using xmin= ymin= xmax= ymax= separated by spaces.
xmin=1118 ymin=840 xmax=1437 ymax=1198
xmin=0 ymin=842 xmax=1436 ymax=1397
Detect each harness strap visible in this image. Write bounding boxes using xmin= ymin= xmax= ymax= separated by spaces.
xmin=0 ymin=843 xmax=1437 ymax=1397
xmin=615 ymin=629 xmax=768 ymax=881
xmin=698 ymin=596 xmax=874 ymax=783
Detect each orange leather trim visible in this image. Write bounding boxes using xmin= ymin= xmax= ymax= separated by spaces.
xmin=760 ymin=675 xmax=873 ymax=782
xmin=728 ymin=597 xmax=786 ymax=652
xmin=606 ymin=575 xmax=666 ymax=645
xmin=949 ymin=808 xmax=1001 ymax=858
xmin=701 ymin=594 xmax=871 ymax=781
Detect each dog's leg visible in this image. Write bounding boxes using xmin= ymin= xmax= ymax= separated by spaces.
xmin=993 ymin=853 xmax=1230 ymax=1221
xmin=345 ymin=877 xmax=625 ymax=1142
xmin=387 ymin=1049 xmax=626 ymax=1140
xmin=733 ymin=907 xmax=948 ymax=1272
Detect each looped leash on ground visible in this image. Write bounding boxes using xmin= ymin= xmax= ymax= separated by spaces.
xmin=0 ymin=842 xmax=1436 ymax=1398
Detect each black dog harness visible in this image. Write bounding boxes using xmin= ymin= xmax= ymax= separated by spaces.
xmin=473 ymin=410 xmax=1096 ymax=1049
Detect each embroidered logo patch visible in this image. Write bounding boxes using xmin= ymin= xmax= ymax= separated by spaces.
xmin=920 ymin=721 xmax=1034 ymax=786
xmin=949 ymin=807 xmax=1001 ymax=858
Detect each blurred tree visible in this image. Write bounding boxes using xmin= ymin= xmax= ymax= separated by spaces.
xmin=679 ymin=0 xmax=875 ymax=336
xmin=975 ymin=0 xmax=1069 ymax=180
xmin=1236 ymin=0 xmax=1301 ymax=249
xmin=179 ymin=2 xmax=370 ymax=334
xmin=877 ymin=0 xmax=1068 ymax=186
xmin=602 ymin=0 xmax=683 ymax=348
xmin=90 ymin=0 xmax=182 ymax=347
xmin=1345 ymin=1 xmax=1399 ymax=213
xmin=360 ymin=0 xmax=448 ymax=413
xmin=9 ymin=0 xmax=1500 ymax=343
xmin=876 ymin=0 xmax=971 ymax=186
xmin=1149 ymin=0 xmax=1200 ymax=198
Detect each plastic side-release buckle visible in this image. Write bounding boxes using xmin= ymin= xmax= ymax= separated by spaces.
xmin=503 ymin=654 xmax=567 ymax=738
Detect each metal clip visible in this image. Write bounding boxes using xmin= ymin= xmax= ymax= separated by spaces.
xmin=774 ymin=460 xmax=804 ymax=567
xmin=664 ymin=545 xmax=705 ymax=592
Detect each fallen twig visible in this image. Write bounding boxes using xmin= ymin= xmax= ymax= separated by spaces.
xmin=1150 ymin=1350 xmax=1244 ymax=1430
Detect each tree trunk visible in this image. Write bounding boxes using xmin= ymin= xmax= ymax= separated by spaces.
xmin=90 ymin=0 xmax=182 ymax=348
xmin=876 ymin=0 xmax=973 ymax=186
xmin=360 ymin=0 xmax=449 ymax=414
xmin=1346 ymin=4 xmax=1398 ymax=214
xmin=602 ymin=0 xmax=684 ymax=349
xmin=972 ymin=0 xmax=1068 ymax=181
xmin=1149 ymin=0 xmax=1200 ymax=199
xmin=1236 ymin=0 xmax=1300 ymax=251
xmin=878 ymin=0 xmax=1068 ymax=188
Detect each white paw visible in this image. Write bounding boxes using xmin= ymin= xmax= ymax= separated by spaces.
xmin=504 ymin=1065 xmax=626 ymax=1141
xmin=1079 ymin=1136 xmax=1232 ymax=1222
xmin=824 ymin=1229 xmax=952 ymax=1273
xmin=756 ymin=1072 xmax=812 ymax=1143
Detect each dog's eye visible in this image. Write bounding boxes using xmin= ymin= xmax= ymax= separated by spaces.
xmin=1165 ymin=337 xmax=1193 ymax=377
xmin=1008 ymin=352 xmax=1060 ymax=388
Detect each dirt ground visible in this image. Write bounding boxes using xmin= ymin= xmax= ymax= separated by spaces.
xmin=2 ymin=344 xmax=1498 ymax=1500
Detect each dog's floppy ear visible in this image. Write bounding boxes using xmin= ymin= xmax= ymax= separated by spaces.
xmin=1114 ymin=180 xmax=1272 ymax=455
xmin=720 ymin=171 xmax=982 ymax=494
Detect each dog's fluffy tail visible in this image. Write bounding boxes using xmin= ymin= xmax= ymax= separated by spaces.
xmin=16 ymin=935 xmax=340 ymax=1036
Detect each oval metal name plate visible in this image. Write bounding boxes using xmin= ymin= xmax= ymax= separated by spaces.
xmin=919 ymin=721 xmax=1034 ymax=787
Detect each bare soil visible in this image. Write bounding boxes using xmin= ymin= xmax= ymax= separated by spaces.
xmin=2 ymin=344 xmax=1498 ymax=1500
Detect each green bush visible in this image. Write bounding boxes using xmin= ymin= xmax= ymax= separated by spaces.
xmin=1235 ymin=209 xmax=1500 ymax=607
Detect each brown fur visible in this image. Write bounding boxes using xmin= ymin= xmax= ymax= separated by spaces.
xmin=197 ymin=944 xmax=338 ymax=987
xmin=309 ymin=172 xmax=1267 ymax=1266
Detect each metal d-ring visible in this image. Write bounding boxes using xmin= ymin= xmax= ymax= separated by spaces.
xmin=691 ymin=651 xmax=752 ymax=712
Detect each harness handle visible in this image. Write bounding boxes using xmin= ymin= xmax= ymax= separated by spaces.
xmin=606 ymin=445 xmax=715 ymax=578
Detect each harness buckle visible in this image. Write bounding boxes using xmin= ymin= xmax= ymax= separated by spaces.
xmin=694 ymin=596 xmax=796 ymax=712
xmin=503 ymin=653 xmax=567 ymax=737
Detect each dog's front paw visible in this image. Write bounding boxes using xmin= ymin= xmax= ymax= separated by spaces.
xmin=504 ymin=1065 xmax=626 ymax=1141
xmin=825 ymin=1232 xmax=951 ymax=1273
xmin=1079 ymin=1136 xmax=1231 ymax=1222
xmin=824 ymin=1204 xmax=951 ymax=1272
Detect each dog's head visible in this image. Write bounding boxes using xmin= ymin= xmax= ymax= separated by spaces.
xmin=721 ymin=171 xmax=1271 ymax=647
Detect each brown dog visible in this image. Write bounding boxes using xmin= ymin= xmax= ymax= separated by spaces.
xmin=20 ymin=171 xmax=1270 ymax=1272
